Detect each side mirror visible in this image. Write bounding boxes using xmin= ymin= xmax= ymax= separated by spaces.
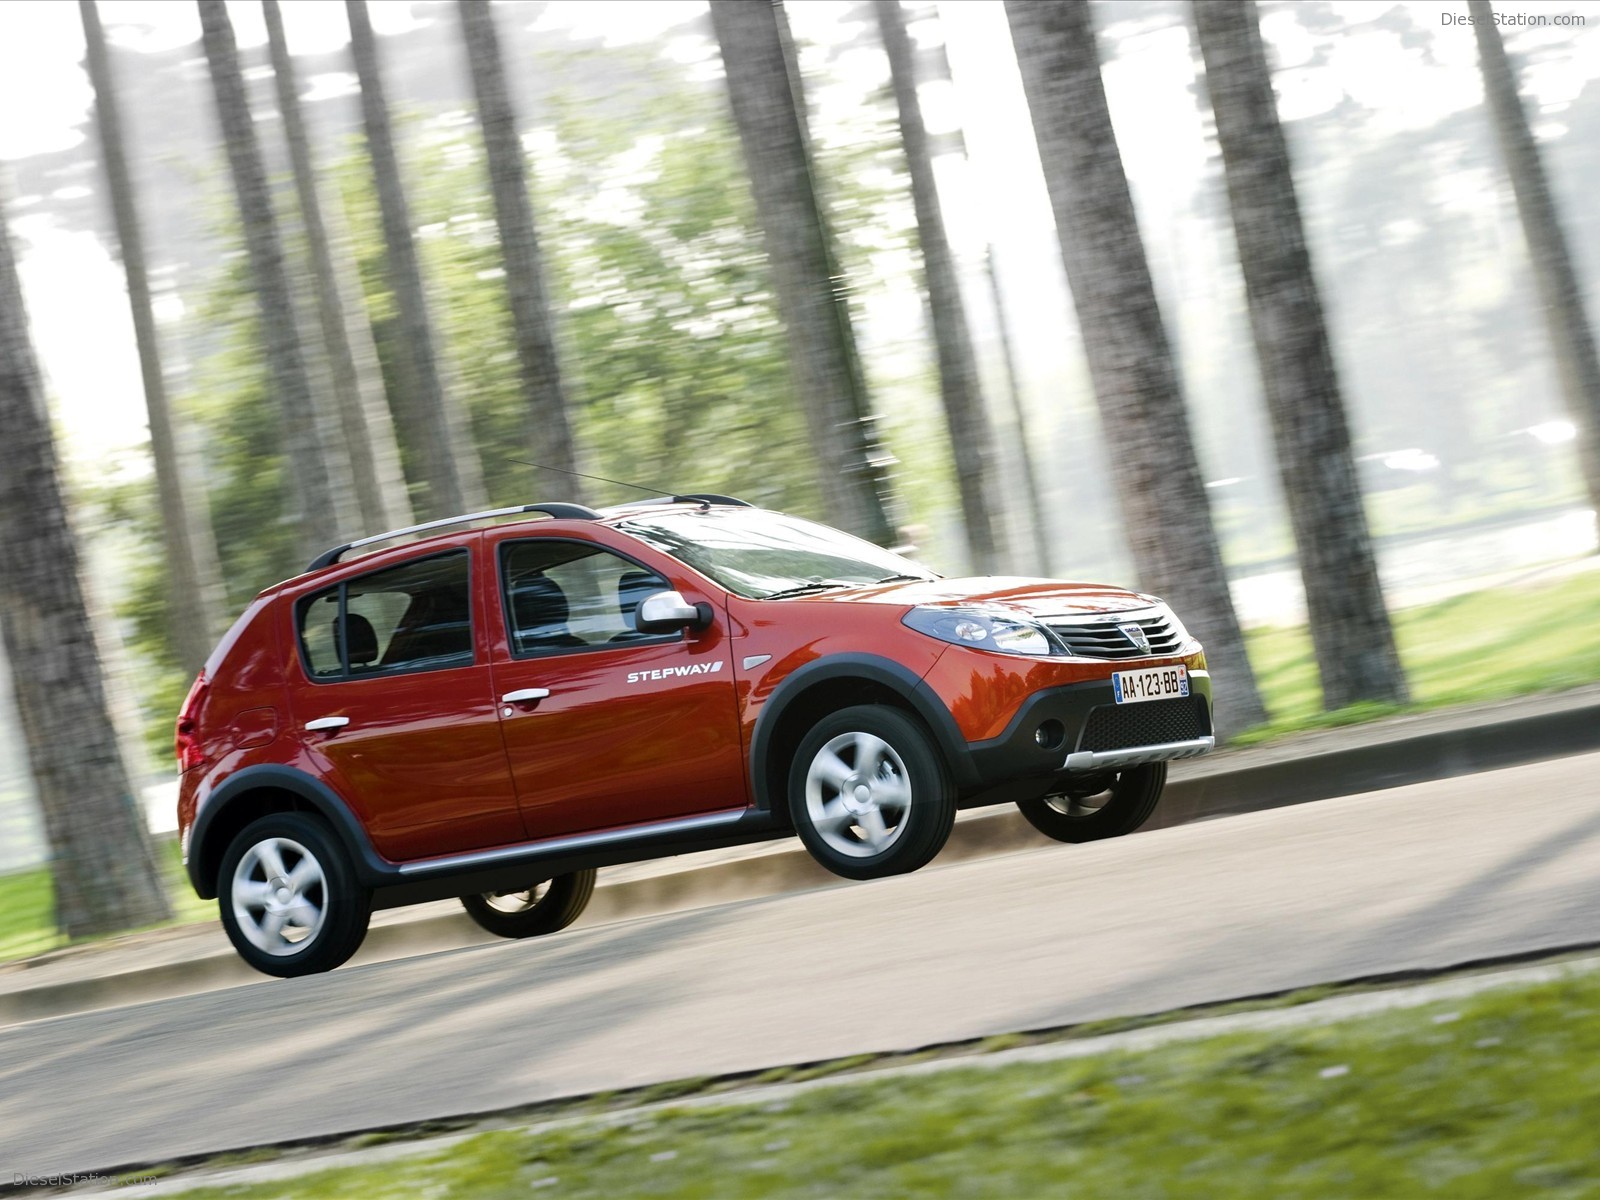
xmin=636 ymin=590 xmax=712 ymax=633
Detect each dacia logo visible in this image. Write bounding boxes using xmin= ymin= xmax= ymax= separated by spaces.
xmin=626 ymin=661 xmax=726 ymax=684
xmin=1117 ymin=624 xmax=1151 ymax=654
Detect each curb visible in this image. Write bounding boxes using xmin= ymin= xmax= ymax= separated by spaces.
xmin=4 ymin=688 xmax=1599 ymax=1027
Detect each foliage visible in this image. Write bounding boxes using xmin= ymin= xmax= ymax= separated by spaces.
xmin=170 ymin=968 xmax=1600 ymax=1197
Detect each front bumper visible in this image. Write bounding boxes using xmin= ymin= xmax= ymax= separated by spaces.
xmin=961 ymin=670 xmax=1214 ymax=791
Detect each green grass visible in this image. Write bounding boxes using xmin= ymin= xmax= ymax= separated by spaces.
xmin=165 ymin=969 xmax=1600 ymax=1198
xmin=0 ymin=837 xmax=210 ymax=962
xmin=1237 ymin=569 xmax=1600 ymax=744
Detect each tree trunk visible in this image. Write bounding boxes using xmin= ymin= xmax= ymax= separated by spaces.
xmin=345 ymin=0 xmax=485 ymax=520
xmin=456 ymin=0 xmax=586 ymax=506
xmin=198 ymin=0 xmax=345 ymax=564
xmin=985 ymin=245 xmax=1053 ymax=575
xmin=874 ymin=0 xmax=1006 ymax=574
xmin=263 ymin=0 xmax=413 ymax=535
xmin=708 ymin=0 xmax=897 ymax=546
xmin=81 ymin=0 xmax=225 ymax=678
xmin=1192 ymin=0 xmax=1408 ymax=709
xmin=1004 ymin=0 xmax=1267 ymax=737
xmin=1468 ymin=0 xmax=1600 ymax=545
xmin=0 ymin=196 xmax=172 ymax=937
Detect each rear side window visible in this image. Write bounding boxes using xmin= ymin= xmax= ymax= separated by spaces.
xmin=296 ymin=551 xmax=473 ymax=682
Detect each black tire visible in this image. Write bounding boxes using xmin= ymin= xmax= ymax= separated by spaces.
xmin=788 ymin=704 xmax=956 ymax=881
xmin=1017 ymin=762 xmax=1167 ymax=844
xmin=217 ymin=811 xmax=372 ymax=978
xmin=460 ymin=870 xmax=597 ymax=939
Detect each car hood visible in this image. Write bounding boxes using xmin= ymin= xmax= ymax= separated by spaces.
xmin=803 ymin=577 xmax=1156 ymax=617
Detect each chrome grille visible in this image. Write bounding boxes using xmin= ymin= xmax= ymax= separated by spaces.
xmin=1042 ymin=609 xmax=1183 ymax=660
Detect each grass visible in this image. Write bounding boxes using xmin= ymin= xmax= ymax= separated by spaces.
xmin=0 ymin=836 xmax=210 ymax=962
xmin=1236 ymin=568 xmax=1600 ymax=744
xmin=163 ymin=968 xmax=1600 ymax=1198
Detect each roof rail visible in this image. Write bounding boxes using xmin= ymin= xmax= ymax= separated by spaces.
xmin=306 ymin=502 xmax=601 ymax=572
xmin=610 ymin=493 xmax=755 ymax=511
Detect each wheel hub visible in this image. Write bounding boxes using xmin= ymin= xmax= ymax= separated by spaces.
xmin=844 ymin=779 xmax=876 ymax=815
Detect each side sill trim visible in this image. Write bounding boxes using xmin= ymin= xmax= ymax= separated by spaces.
xmin=1064 ymin=737 xmax=1215 ymax=772
xmin=397 ymin=809 xmax=750 ymax=876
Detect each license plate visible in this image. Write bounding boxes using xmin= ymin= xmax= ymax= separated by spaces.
xmin=1112 ymin=665 xmax=1188 ymax=704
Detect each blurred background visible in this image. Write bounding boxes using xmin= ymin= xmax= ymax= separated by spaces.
xmin=0 ymin=0 xmax=1596 ymax=888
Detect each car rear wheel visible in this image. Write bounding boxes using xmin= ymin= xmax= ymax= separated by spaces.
xmin=460 ymin=870 xmax=596 ymax=939
xmin=1017 ymin=762 xmax=1166 ymax=843
xmin=218 ymin=812 xmax=371 ymax=977
xmin=789 ymin=705 xmax=956 ymax=881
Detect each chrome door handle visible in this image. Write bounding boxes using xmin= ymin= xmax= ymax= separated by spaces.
xmin=305 ymin=716 xmax=349 ymax=732
xmin=500 ymin=688 xmax=550 ymax=704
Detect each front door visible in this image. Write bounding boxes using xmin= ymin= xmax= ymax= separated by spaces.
xmin=488 ymin=536 xmax=747 ymax=840
xmin=285 ymin=546 xmax=526 ymax=862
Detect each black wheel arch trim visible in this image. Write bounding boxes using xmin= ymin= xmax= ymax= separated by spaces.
xmin=747 ymin=652 xmax=979 ymax=811
xmin=188 ymin=764 xmax=395 ymax=898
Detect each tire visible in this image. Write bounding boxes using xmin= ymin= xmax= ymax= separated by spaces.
xmin=788 ymin=704 xmax=956 ymax=881
xmin=1017 ymin=762 xmax=1167 ymax=844
xmin=218 ymin=812 xmax=372 ymax=978
xmin=460 ymin=870 xmax=597 ymax=939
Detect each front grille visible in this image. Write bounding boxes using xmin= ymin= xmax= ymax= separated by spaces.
xmin=1079 ymin=697 xmax=1206 ymax=752
xmin=1043 ymin=609 xmax=1184 ymax=659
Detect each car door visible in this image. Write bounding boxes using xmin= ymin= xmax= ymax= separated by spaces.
xmin=285 ymin=545 xmax=526 ymax=862
xmin=488 ymin=534 xmax=748 ymax=840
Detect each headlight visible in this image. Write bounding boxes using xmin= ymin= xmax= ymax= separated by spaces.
xmin=903 ymin=606 xmax=1058 ymax=656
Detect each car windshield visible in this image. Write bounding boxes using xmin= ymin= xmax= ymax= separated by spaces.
xmin=616 ymin=508 xmax=938 ymax=599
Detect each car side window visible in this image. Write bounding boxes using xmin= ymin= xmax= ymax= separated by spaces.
xmin=295 ymin=551 xmax=473 ymax=681
xmin=501 ymin=540 xmax=678 ymax=657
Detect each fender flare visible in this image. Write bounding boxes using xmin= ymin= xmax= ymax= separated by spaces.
xmin=747 ymin=653 xmax=977 ymax=811
xmin=188 ymin=764 xmax=396 ymax=897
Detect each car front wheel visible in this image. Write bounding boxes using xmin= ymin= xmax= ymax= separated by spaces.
xmin=218 ymin=812 xmax=372 ymax=977
xmin=460 ymin=870 xmax=597 ymax=939
xmin=788 ymin=705 xmax=956 ymax=881
xmin=1017 ymin=762 xmax=1166 ymax=843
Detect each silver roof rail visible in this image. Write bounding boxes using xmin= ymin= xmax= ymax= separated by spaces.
xmin=306 ymin=502 xmax=601 ymax=571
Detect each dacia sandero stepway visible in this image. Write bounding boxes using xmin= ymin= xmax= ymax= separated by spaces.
xmin=176 ymin=497 xmax=1214 ymax=976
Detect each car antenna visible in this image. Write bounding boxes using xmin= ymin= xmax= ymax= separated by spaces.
xmin=507 ymin=459 xmax=712 ymax=508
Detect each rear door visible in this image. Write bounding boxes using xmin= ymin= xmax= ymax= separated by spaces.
xmin=487 ymin=533 xmax=748 ymax=840
xmin=285 ymin=545 xmax=525 ymax=862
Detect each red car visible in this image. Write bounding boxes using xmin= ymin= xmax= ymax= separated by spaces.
xmin=177 ymin=498 xmax=1213 ymax=976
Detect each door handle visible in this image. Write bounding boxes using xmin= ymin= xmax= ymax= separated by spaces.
xmin=500 ymin=688 xmax=550 ymax=704
xmin=305 ymin=716 xmax=349 ymax=732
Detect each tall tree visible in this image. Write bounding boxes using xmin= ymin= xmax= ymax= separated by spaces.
xmin=346 ymin=0 xmax=484 ymax=519
xmin=1468 ymin=0 xmax=1600 ymax=543
xmin=198 ymin=0 xmax=345 ymax=563
xmin=1004 ymin=0 xmax=1266 ymax=736
xmin=984 ymin=244 xmax=1053 ymax=574
xmin=0 ymin=199 xmax=172 ymax=937
xmin=708 ymin=0 xmax=897 ymax=546
xmin=1192 ymin=0 xmax=1408 ymax=709
xmin=456 ymin=0 xmax=586 ymax=505
xmin=80 ymin=0 xmax=226 ymax=678
xmin=263 ymin=0 xmax=412 ymax=534
xmin=874 ymin=0 xmax=1006 ymax=573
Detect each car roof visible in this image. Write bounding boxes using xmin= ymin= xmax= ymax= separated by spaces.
xmin=270 ymin=497 xmax=757 ymax=594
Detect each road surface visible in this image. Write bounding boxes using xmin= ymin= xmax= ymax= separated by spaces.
xmin=4 ymin=751 xmax=1599 ymax=1177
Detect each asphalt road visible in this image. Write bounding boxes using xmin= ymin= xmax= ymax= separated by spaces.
xmin=5 ymin=751 xmax=1600 ymax=1177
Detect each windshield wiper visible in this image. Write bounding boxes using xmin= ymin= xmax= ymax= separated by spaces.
xmin=873 ymin=573 xmax=933 ymax=585
xmin=762 ymin=580 xmax=856 ymax=600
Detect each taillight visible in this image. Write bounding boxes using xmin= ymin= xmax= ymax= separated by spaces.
xmin=175 ymin=673 xmax=209 ymax=772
